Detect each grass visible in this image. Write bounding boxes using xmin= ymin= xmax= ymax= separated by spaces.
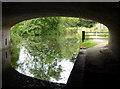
xmin=80 ymin=40 xmax=98 ymax=48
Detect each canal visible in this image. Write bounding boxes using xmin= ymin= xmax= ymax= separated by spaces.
xmin=10 ymin=33 xmax=81 ymax=84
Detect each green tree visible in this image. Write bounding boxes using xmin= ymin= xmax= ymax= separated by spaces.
xmin=11 ymin=17 xmax=61 ymax=36
xmin=76 ymin=18 xmax=97 ymax=28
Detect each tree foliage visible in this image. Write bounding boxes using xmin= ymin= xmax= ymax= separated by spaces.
xmin=11 ymin=17 xmax=61 ymax=36
xmin=77 ymin=18 xmax=97 ymax=28
xmin=11 ymin=17 xmax=97 ymax=36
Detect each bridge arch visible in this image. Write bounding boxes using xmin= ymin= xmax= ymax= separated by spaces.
xmin=2 ymin=2 xmax=119 ymax=60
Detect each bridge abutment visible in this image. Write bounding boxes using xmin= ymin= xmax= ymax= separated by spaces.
xmin=109 ymin=26 xmax=120 ymax=60
xmin=2 ymin=28 xmax=10 ymax=49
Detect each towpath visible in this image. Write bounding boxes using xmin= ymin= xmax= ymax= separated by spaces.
xmin=66 ymin=42 xmax=119 ymax=89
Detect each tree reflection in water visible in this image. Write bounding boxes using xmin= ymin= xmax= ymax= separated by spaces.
xmin=11 ymin=34 xmax=81 ymax=84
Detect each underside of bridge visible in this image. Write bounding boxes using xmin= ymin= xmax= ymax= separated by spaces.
xmin=2 ymin=2 xmax=120 ymax=59
xmin=2 ymin=2 xmax=120 ymax=88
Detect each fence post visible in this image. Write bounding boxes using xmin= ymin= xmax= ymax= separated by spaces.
xmin=82 ymin=31 xmax=85 ymax=42
xmin=96 ymin=32 xmax=97 ymax=39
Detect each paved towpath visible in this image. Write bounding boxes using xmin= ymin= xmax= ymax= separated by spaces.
xmin=66 ymin=42 xmax=120 ymax=89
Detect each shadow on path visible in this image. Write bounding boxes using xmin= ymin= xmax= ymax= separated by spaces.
xmin=66 ymin=43 xmax=120 ymax=89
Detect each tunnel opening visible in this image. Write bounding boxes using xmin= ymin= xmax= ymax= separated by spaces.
xmin=9 ymin=17 xmax=109 ymax=85
xmin=2 ymin=3 xmax=119 ymax=89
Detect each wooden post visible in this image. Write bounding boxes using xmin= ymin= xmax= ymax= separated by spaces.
xmin=96 ymin=32 xmax=97 ymax=39
xmin=82 ymin=31 xmax=85 ymax=42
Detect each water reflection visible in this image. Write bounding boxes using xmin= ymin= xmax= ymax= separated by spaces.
xmin=11 ymin=34 xmax=81 ymax=84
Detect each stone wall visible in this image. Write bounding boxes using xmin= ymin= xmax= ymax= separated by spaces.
xmin=2 ymin=29 xmax=10 ymax=49
xmin=0 ymin=29 xmax=2 ymax=49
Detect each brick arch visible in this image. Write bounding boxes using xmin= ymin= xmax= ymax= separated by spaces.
xmin=2 ymin=2 xmax=120 ymax=59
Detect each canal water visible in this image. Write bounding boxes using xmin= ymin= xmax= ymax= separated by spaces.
xmin=10 ymin=33 xmax=81 ymax=84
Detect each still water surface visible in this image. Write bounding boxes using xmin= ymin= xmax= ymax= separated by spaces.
xmin=11 ymin=34 xmax=81 ymax=84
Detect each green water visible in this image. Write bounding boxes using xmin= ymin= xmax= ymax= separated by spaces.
xmin=11 ymin=33 xmax=81 ymax=84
